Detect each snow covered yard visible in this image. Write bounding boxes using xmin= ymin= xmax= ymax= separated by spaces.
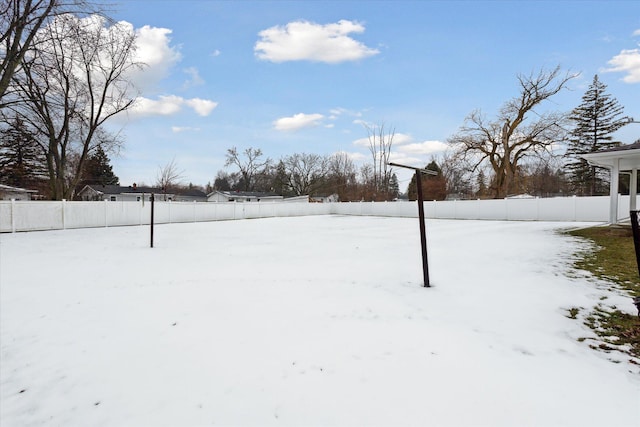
xmin=1 ymin=215 xmax=638 ymax=426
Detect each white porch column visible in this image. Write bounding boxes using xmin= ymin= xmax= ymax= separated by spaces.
xmin=631 ymin=168 xmax=638 ymax=211
xmin=609 ymin=158 xmax=620 ymax=223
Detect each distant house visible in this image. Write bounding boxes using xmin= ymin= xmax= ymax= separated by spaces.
xmin=77 ymin=184 xmax=207 ymax=202
xmin=283 ymin=195 xmax=310 ymax=203
xmin=309 ymin=193 xmax=339 ymax=203
xmin=173 ymin=188 xmax=208 ymax=202
xmin=0 ymin=184 xmax=38 ymax=201
xmin=207 ymin=190 xmax=285 ymax=203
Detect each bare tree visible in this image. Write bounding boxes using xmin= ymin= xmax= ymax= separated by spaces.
xmin=282 ymin=152 xmax=329 ymax=196
xmin=1 ymin=0 xmax=56 ymax=103
xmin=0 ymin=0 xmax=101 ymax=105
xmin=6 ymin=13 xmax=141 ymax=199
xmin=440 ymin=152 xmax=475 ymax=199
xmin=327 ymin=151 xmax=358 ymax=201
xmin=224 ymin=147 xmax=270 ymax=192
xmin=155 ymin=157 xmax=183 ymax=200
xmin=448 ymin=66 xmax=576 ymax=198
xmin=363 ymin=122 xmax=395 ymax=200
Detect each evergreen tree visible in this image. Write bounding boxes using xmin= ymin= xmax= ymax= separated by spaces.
xmin=0 ymin=117 xmax=47 ymax=188
xmin=407 ymin=161 xmax=447 ymax=201
xmin=271 ymin=160 xmax=293 ymax=196
xmin=565 ymin=75 xmax=630 ymax=195
xmin=79 ymin=146 xmax=119 ymax=187
xmin=389 ymin=173 xmax=400 ymax=199
xmin=476 ymin=170 xmax=488 ymax=198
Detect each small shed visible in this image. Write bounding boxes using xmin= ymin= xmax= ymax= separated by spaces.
xmin=581 ymin=141 xmax=640 ymax=224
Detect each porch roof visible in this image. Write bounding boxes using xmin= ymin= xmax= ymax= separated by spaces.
xmin=580 ymin=142 xmax=640 ymax=171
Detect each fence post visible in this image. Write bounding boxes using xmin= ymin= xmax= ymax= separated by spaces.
xmin=504 ymin=197 xmax=508 ymax=221
xmin=104 ymin=200 xmax=109 ymax=227
xmin=11 ymin=199 xmax=16 ymax=233
xmin=62 ymin=199 xmax=66 ymax=230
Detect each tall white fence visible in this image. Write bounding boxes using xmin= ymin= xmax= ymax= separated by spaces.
xmin=0 ymin=195 xmax=630 ymax=233
xmin=0 ymin=200 xmax=331 ymax=233
xmin=336 ymin=195 xmax=628 ymax=222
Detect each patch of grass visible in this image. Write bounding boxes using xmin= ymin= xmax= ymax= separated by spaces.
xmin=565 ymin=225 xmax=640 ymax=360
xmin=567 ymin=307 xmax=580 ymax=319
xmin=584 ymin=307 xmax=640 ymax=358
xmin=568 ymin=225 xmax=639 ymax=293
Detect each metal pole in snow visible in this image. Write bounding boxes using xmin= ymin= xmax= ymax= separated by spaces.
xmin=388 ymin=162 xmax=437 ymax=287
xmin=150 ymin=193 xmax=155 ymax=248
xmin=415 ymin=169 xmax=430 ymax=287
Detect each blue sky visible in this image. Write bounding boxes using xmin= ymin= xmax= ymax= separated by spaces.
xmin=106 ymin=0 xmax=640 ymax=190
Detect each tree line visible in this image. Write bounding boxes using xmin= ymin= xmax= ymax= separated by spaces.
xmin=210 ymin=146 xmax=400 ymax=202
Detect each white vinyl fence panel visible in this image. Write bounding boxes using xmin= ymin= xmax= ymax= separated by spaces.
xmin=0 ymin=195 xmax=628 ymax=233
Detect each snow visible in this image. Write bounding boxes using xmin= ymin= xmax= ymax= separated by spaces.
xmin=1 ymin=215 xmax=638 ymax=426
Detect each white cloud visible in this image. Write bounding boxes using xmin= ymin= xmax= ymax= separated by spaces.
xmin=633 ymin=29 xmax=640 ymax=37
xmin=603 ymin=48 xmax=640 ymax=83
xmin=391 ymin=133 xmax=414 ymax=145
xmin=130 ymin=95 xmax=218 ymax=118
xmin=396 ymin=140 xmax=449 ymax=155
xmin=172 ymin=126 xmax=201 ymax=133
xmin=388 ymin=152 xmax=424 ymax=167
xmin=129 ymin=25 xmax=182 ymax=91
xmin=185 ymin=98 xmax=218 ymax=116
xmin=182 ymin=67 xmax=204 ymax=89
xmin=352 ymin=137 xmax=370 ymax=147
xmin=274 ymin=113 xmax=325 ymax=131
xmin=330 ymin=107 xmax=363 ymax=118
xmin=255 ymin=20 xmax=379 ymax=63
xmin=332 ymin=150 xmax=367 ymax=162
xmin=352 ymin=132 xmax=413 ymax=147
xmin=211 ymin=49 xmax=221 ymax=57
xmin=132 ymin=95 xmax=183 ymax=116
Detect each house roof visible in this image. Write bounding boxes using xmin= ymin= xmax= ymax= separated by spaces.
xmin=0 ymin=184 xmax=38 ymax=194
xmin=80 ymin=185 xmax=206 ymax=198
xmin=80 ymin=184 xmax=161 ymax=194
xmin=580 ymin=142 xmax=640 ymax=170
xmin=207 ymin=190 xmax=283 ymax=198
xmin=177 ymin=188 xmax=208 ymax=197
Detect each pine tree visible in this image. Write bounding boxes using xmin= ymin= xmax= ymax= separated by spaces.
xmin=389 ymin=173 xmax=400 ymax=199
xmin=476 ymin=170 xmax=488 ymax=198
xmin=79 ymin=146 xmax=119 ymax=187
xmin=407 ymin=161 xmax=447 ymax=201
xmin=0 ymin=117 xmax=47 ymax=188
xmin=565 ymin=75 xmax=630 ymax=195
